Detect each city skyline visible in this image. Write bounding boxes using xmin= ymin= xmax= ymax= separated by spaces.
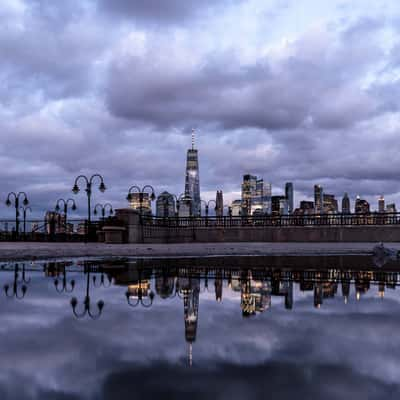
xmin=1 ymin=0 xmax=400 ymax=218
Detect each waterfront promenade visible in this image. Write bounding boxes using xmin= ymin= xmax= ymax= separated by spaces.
xmin=0 ymin=241 xmax=398 ymax=262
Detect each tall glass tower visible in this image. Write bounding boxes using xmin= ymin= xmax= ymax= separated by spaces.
xmin=184 ymin=130 xmax=201 ymax=216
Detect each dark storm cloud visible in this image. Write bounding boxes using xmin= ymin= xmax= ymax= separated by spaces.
xmin=97 ymin=0 xmax=241 ymax=25
xmin=0 ymin=0 xmax=108 ymax=103
xmin=105 ymin=18 xmax=382 ymax=133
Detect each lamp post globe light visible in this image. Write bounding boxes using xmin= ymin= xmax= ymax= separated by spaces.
xmin=93 ymin=203 xmax=113 ymax=220
xmin=72 ymin=174 xmax=106 ymax=230
xmin=5 ymin=192 xmax=29 ymax=238
xmin=126 ymin=185 xmax=156 ymax=215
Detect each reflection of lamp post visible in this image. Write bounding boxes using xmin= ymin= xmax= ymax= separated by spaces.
xmin=54 ymin=265 xmax=75 ymax=293
xmin=55 ymin=198 xmax=77 ymax=226
xmin=94 ymin=203 xmax=113 ymax=220
xmin=4 ymin=264 xmax=30 ymax=299
xmin=92 ymin=272 xmax=112 ymax=288
xmin=6 ymin=192 xmax=29 ymax=238
xmin=70 ymin=270 xmax=104 ymax=319
xmin=125 ymin=270 xmax=155 ymax=308
xmin=19 ymin=206 xmax=32 ymax=236
xmin=72 ymin=174 xmax=106 ymax=225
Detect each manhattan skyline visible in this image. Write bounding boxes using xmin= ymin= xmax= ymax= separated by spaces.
xmin=1 ymin=0 xmax=400 ymax=218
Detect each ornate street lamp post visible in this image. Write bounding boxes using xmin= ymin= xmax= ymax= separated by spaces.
xmin=5 ymin=192 xmax=29 ymax=238
xmin=55 ymin=198 xmax=77 ymax=226
xmin=71 ymin=174 xmax=106 ymax=225
xmin=93 ymin=203 xmax=113 ymax=220
xmin=126 ymin=185 xmax=156 ymax=243
xmin=126 ymin=185 xmax=156 ymax=215
xmin=19 ymin=206 xmax=32 ymax=236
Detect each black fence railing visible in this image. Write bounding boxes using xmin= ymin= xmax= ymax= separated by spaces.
xmin=0 ymin=219 xmax=105 ymax=241
xmin=141 ymin=212 xmax=400 ymax=228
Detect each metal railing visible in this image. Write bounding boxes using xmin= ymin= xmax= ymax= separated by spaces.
xmin=141 ymin=212 xmax=400 ymax=228
xmin=0 ymin=219 xmax=104 ymax=241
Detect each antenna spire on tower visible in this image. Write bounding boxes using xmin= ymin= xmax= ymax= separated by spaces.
xmin=191 ymin=128 xmax=195 ymax=150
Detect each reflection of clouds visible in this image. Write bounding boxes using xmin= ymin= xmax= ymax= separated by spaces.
xmin=0 ymin=270 xmax=399 ymax=398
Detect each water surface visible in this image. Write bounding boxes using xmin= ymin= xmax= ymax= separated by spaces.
xmin=0 ymin=256 xmax=399 ymax=399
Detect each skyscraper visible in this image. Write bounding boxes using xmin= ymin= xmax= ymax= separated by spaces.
xmin=355 ymin=196 xmax=370 ymax=214
xmin=184 ymin=130 xmax=201 ymax=216
xmin=241 ymin=174 xmax=257 ymax=216
xmin=314 ymin=185 xmax=323 ymax=214
xmin=342 ymin=193 xmax=350 ymax=214
xmin=378 ymin=196 xmax=385 ymax=213
xmin=285 ymin=182 xmax=294 ymax=214
xmin=241 ymin=174 xmax=271 ymax=215
xmin=216 ymin=190 xmax=223 ymax=217
xmin=323 ymin=194 xmax=338 ymax=214
xmin=156 ymin=192 xmax=175 ymax=217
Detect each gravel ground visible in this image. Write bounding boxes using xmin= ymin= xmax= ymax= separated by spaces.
xmin=0 ymin=241 xmax=396 ymax=262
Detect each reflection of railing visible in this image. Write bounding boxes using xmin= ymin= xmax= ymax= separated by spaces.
xmin=141 ymin=212 xmax=400 ymax=228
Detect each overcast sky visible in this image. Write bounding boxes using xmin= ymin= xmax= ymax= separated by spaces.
xmin=1 ymin=0 xmax=400 ymax=217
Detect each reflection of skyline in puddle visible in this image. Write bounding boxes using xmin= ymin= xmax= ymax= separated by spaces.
xmin=1 ymin=257 xmax=400 ymax=399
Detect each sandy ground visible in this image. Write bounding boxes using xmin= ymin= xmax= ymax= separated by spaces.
xmin=0 ymin=241 xmax=396 ymax=262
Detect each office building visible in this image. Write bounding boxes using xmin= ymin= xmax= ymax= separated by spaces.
xmin=241 ymin=174 xmax=257 ymax=216
xmin=342 ymin=193 xmax=350 ymax=214
xmin=216 ymin=190 xmax=223 ymax=217
xmin=241 ymin=174 xmax=271 ymax=215
xmin=386 ymin=203 xmax=396 ymax=213
xmin=271 ymin=195 xmax=285 ymax=216
xmin=285 ymin=182 xmax=294 ymax=214
xmin=378 ymin=196 xmax=385 ymax=213
xmin=184 ymin=130 xmax=201 ymax=216
xmin=314 ymin=185 xmax=324 ymax=214
xmin=129 ymin=192 xmax=151 ymax=215
xmin=323 ymin=194 xmax=338 ymax=214
xmin=231 ymin=200 xmax=242 ymax=216
xmin=156 ymin=192 xmax=175 ymax=217
xmin=355 ymin=196 xmax=370 ymax=214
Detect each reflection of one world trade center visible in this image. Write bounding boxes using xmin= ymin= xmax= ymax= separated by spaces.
xmin=178 ymin=275 xmax=200 ymax=367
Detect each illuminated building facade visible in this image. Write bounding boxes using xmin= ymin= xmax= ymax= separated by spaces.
xmin=241 ymin=174 xmax=271 ymax=216
xmin=378 ymin=196 xmax=385 ymax=213
xmin=323 ymin=194 xmax=338 ymax=214
xmin=129 ymin=192 xmax=151 ymax=215
xmin=314 ymin=185 xmax=324 ymax=214
xmin=184 ymin=131 xmax=201 ymax=217
xmin=355 ymin=196 xmax=370 ymax=214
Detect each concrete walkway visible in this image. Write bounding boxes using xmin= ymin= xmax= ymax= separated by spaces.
xmin=0 ymin=241 xmax=396 ymax=262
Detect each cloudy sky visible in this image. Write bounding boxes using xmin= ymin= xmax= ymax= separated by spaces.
xmin=1 ymin=0 xmax=400 ymax=217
